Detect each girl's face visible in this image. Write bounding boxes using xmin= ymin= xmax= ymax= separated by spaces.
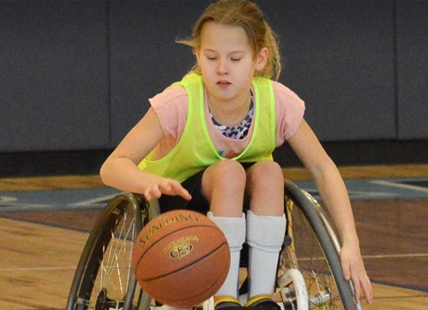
xmin=195 ymin=22 xmax=267 ymax=105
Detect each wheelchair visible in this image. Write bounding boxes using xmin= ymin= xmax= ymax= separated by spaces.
xmin=66 ymin=179 xmax=363 ymax=310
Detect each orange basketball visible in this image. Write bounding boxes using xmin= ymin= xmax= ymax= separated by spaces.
xmin=132 ymin=209 xmax=230 ymax=308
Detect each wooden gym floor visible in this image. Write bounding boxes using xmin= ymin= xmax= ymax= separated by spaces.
xmin=1 ymin=164 xmax=428 ymax=309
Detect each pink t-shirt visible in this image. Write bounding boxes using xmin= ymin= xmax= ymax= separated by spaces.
xmin=148 ymin=80 xmax=305 ymax=160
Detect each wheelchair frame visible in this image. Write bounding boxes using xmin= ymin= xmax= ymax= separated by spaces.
xmin=66 ymin=180 xmax=363 ymax=310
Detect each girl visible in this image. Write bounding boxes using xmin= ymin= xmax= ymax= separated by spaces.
xmin=100 ymin=0 xmax=373 ymax=308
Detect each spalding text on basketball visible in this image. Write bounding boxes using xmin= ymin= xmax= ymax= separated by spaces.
xmin=137 ymin=212 xmax=201 ymax=246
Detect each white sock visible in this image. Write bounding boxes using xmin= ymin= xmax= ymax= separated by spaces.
xmin=246 ymin=210 xmax=286 ymax=298
xmin=207 ymin=212 xmax=246 ymax=299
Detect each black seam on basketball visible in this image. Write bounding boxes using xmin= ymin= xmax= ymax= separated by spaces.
xmin=139 ymin=241 xmax=228 ymax=282
xmin=135 ymin=224 xmax=223 ymax=269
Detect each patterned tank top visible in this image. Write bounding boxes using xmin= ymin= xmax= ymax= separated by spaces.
xmin=210 ymin=94 xmax=254 ymax=140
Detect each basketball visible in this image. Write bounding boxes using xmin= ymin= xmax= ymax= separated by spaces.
xmin=132 ymin=209 xmax=230 ymax=308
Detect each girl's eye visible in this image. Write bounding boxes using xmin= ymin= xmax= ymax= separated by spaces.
xmin=207 ymin=56 xmax=217 ymax=61
xmin=231 ymin=58 xmax=241 ymax=62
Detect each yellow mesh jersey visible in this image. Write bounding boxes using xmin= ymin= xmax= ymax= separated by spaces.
xmin=138 ymin=73 xmax=276 ymax=182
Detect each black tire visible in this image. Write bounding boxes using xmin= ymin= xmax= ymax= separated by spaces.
xmin=280 ymin=180 xmax=360 ymax=310
xmin=66 ymin=193 xmax=150 ymax=310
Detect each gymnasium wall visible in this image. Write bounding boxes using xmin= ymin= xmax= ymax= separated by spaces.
xmin=0 ymin=1 xmax=427 ymax=176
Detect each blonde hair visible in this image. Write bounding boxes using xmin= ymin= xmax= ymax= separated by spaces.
xmin=177 ymin=0 xmax=282 ymax=81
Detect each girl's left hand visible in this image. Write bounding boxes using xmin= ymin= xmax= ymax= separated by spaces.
xmin=340 ymin=245 xmax=373 ymax=305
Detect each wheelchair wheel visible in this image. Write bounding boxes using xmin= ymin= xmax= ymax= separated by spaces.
xmin=66 ymin=192 xmax=159 ymax=310
xmin=279 ymin=180 xmax=361 ymax=310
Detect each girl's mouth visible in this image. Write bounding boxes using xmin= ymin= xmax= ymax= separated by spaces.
xmin=217 ymin=80 xmax=231 ymax=86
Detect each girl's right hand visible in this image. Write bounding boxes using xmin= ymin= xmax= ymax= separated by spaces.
xmin=144 ymin=178 xmax=192 ymax=202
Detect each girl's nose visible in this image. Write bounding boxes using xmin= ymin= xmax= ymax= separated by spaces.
xmin=217 ymin=60 xmax=229 ymax=75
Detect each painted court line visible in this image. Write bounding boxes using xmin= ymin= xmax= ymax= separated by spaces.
xmin=0 ymin=266 xmax=78 ymax=272
xmin=371 ymin=179 xmax=428 ymax=194
xmin=1 ymin=177 xmax=428 ymax=212
xmin=362 ymin=253 xmax=428 ymax=259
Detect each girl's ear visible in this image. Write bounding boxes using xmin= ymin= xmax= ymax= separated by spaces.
xmin=194 ymin=48 xmax=200 ymax=63
xmin=255 ymin=47 xmax=269 ymax=71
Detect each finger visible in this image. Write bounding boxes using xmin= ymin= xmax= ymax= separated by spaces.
xmin=153 ymin=186 xmax=163 ymax=198
xmin=341 ymin=259 xmax=352 ymax=281
xmin=352 ymin=272 xmax=371 ymax=305
xmin=353 ymin=281 xmax=361 ymax=304
xmin=158 ymin=182 xmax=172 ymax=195
xmin=163 ymin=180 xmax=183 ymax=193
xmin=362 ymin=276 xmax=374 ymax=304
xmin=167 ymin=182 xmax=191 ymax=200
xmin=144 ymin=189 xmax=153 ymax=202
xmin=147 ymin=185 xmax=162 ymax=200
xmin=179 ymin=188 xmax=192 ymax=201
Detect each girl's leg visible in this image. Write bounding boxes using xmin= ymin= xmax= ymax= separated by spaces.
xmin=202 ymin=159 xmax=247 ymax=217
xmin=202 ymin=160 xmax=247 ymax=307
xmin=245 ymin=161 xmax=284 ymax=216
xmin=244 ymin=161 xmax=286 ymax=307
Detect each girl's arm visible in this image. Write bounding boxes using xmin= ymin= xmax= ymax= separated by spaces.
xmin=100 ymin=108 xmax=191 ymax=201
xmin=287 ymin=120 xmax=373 ymax=304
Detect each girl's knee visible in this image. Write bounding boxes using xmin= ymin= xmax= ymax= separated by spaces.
xmin=209 ymin=159 xmax=246 ymax=182
xmin=202 ymin=160 xmax=247 ymax=215
xmin=249 ymin=161 xmax=283 ymax=183
xmin=203 ymin=160 xmax=247 ymax=195
xmin=247 ymin=162 xmax=284 ymax=216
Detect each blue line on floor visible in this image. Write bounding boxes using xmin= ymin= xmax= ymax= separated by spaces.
xmin=1 ymin=177 xmax=428 ymax=212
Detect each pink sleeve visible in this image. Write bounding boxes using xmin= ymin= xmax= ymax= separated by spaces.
xmin=273 ymin=81 xmax=306 ymax=145
xmin=148 ymin=86 xmax=188 ymax=140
